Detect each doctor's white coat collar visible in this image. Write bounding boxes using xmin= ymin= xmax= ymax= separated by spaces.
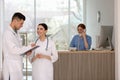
xmin=8 ymin=26 xmax=18 ymax=35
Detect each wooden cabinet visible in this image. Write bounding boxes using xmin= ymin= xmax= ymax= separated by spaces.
xmin=54 ymin=50 xmax=115 ymax=80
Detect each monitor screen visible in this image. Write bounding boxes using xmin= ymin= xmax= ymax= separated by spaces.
xmin=97 ymin=25 xmax=113 ymax=50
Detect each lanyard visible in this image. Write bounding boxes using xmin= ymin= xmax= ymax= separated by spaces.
xmin=35 ymin=37 xmax=49 ymax=51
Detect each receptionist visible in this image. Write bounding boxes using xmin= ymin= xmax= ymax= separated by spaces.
xmin=70 ymin=23 xmax=92 ymax=50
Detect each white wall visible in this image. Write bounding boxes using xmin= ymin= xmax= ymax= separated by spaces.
xmin=115 ymin=0 xmax=120 ymax=80
xmin=86 ymin=0 xmax=120 ymax=80
xmin=86 ymin=0 xmax=114 ymax=48
xmin=0 ymin=0 xmax=4 ymax=71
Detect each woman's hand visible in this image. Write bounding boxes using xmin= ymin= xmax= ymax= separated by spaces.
xmin=31 ymin=54 xmax=40 ymax=63
xmin=31 ymin=43 xmax=36 ymax=47
xmin=36 ymin=54 xmax=51 ymax=61
xmin=36 ymin=54 xmax=41 ymax=58
xmin=81 ymin=31 xmax=86 ymax=38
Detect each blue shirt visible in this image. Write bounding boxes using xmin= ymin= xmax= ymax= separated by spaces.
xmin=70 ymin=34 xmax=92 ymax=50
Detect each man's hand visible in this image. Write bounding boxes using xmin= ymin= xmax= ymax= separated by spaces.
xmin=26 ymin=50 xmax=32 ymax=56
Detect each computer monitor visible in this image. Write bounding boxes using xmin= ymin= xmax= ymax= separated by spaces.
xmin=97 ymin=25 xmax=113 ymax=50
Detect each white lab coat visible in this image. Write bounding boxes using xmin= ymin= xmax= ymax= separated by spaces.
xmin=29 ymin=38 xmax=58 ymax=80
xmin=2 ymin=26 xmax=32 ymax=80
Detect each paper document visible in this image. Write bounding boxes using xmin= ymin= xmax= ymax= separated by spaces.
xmin=21 ymin=45 xmax=40 ymax=56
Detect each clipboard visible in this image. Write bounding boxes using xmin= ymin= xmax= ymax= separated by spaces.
xmin=20 ymin=45 xmax=40 ymax=56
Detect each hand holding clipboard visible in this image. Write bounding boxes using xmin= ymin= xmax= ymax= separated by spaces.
xmin=21 ymin=45 xmax=40 ymax=56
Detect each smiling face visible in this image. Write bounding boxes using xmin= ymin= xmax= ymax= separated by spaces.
xmin=77 ymin=26 xmax=85 ymax=34
xmin=37 ymin=25 xmax=47 ymax=37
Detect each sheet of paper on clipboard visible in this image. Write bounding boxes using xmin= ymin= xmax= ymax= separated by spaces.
xmin=21 ymin=45 xmax=40 ymax=56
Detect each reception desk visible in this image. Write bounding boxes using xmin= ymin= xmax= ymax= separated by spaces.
xmin=54 ymin=50 xmax=115 ymax=80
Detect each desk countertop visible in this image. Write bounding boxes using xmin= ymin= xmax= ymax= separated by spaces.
xmin=58 ymin=50 xmax=114 ymax=54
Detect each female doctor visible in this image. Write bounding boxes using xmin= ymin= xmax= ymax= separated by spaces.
xmin=29 ymin=23 xmax=58 ymax=80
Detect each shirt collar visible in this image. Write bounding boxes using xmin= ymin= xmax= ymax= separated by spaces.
xmin=8 ymin=26 xmax=17 ymax=35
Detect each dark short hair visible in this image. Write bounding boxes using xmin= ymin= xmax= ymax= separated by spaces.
xmin=12 ymin=12 xmax=26 ymax=21
xmin=77 ymin=23 xmax=86 ymax=29
xmin=38 ymin=23 xmax=48 ymax=30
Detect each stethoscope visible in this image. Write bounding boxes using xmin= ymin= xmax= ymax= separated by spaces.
xmin=35 ymin=37 xmax=49 ymax=51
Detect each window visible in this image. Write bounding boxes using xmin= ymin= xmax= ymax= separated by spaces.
xmin=35 ymin=0 xmax=84 ymax=50
xmin=4 ymin=0 xmax=83 ymax=50
xmin=4 ymin=0 xmax=84 ymax=79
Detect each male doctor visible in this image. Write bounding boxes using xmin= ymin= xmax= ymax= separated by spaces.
xmin=3 ymin=12 xmax=33 ymax=80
